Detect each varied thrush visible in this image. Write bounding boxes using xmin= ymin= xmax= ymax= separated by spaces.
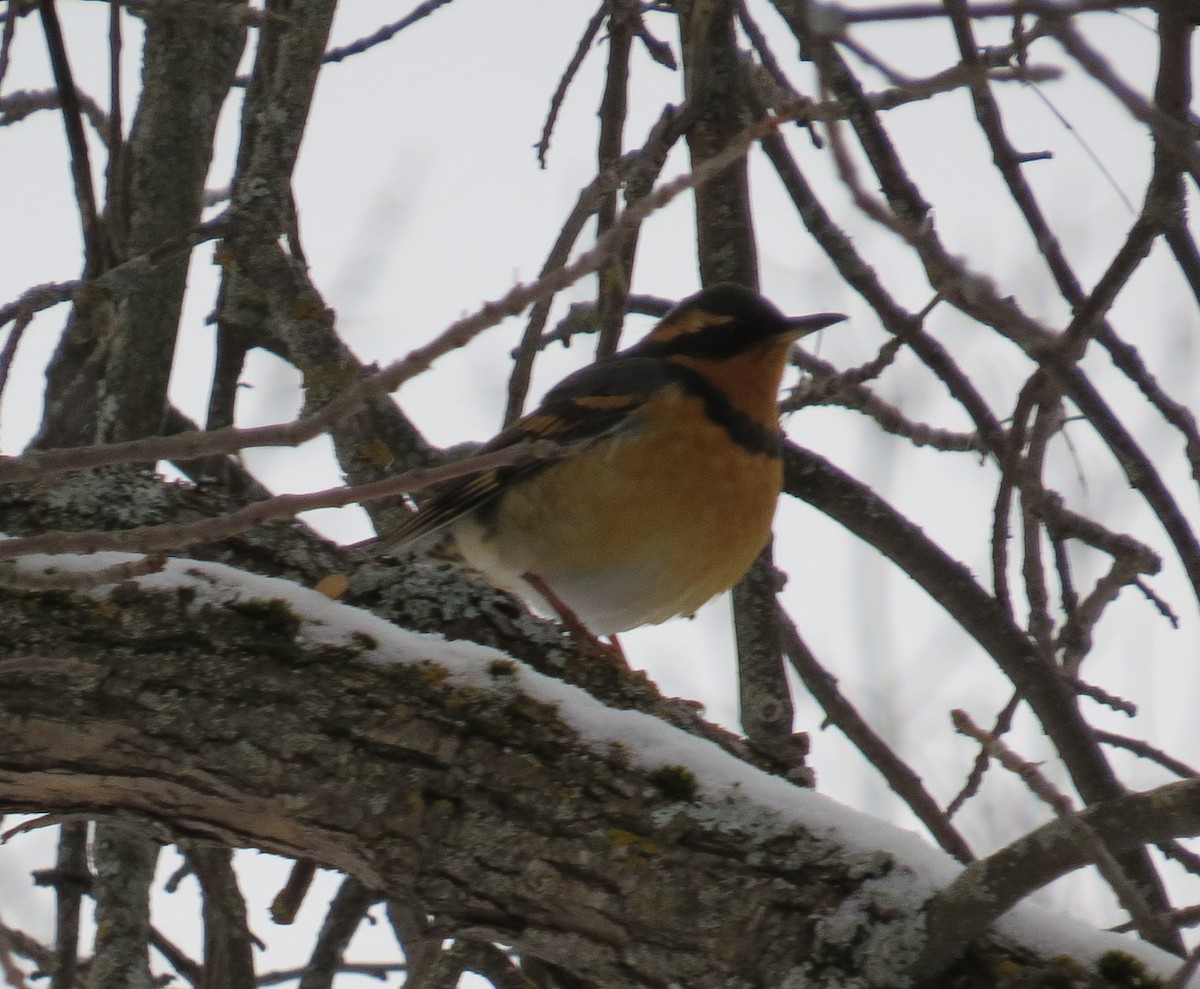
xmin=383 ymin=283 xmax=845 ymax=638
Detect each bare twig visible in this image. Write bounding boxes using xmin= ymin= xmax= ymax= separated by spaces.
xmin=0 ymin=437 xmax=591 ymax=561
xmin=824 ymin=0 xmax=1149 ymax=26
xmin=0 ymin=1 xmax=17 ymax=94
xmin=47 ymin=824 xmax=89 ymax=989
xmin=951 ymin=710 xmax=1176 ymax=950
xmin=106 ymin=1 xmax=123 ymax=225
xmin=38 ymin=0 xmax=109 ymax=276
xmin=1135 ymin=577 xmax=1180 ymax=628
xmin=1065 ymin=678 xmax=1136 ymax=716
xmin=228 ymin=1 xmax=456 ymax=87
xmin=0 ymin=281 xmax=80 ymax=331
xmin=786 ymin=341 xmax=983 ymax=453
xmin=297 ymin=875 xmax=378 ymax=989
xmin=1096 ymin=731 xmax=1199 ymax=779
xmin=946 ymin=692 xmax=1021 ymax=818
xmin=0 ymin=311 xmax=33 ymax=407
xmin=504 ymin=171 xmax=615 ymax=424
xmin=779 ymin=607 xmax=974 ymax=864
xmin=915 ymin=778 xmax=1200 ymax=982
xmin=0 ymin=917 xmax=31 ymax=989
xmin=536 ymin=4 xmax=605 ymax=167
xmin=321 ymin=1 xmax=456 ymax=65
xmin=0 ymin=87 xmax=111 ymax=139
xmin=593 ymin=0 xmax=636 ymax=359
xmin=149 ymin=927 xmax=203 ymax=985
xmin=270 ymin=860 xmax=316 ymax=926
xmin=257 ymin=961 xmax=405 ymax=986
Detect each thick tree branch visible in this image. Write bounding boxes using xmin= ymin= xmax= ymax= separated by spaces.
xmin=914 ymin=779 xmax=1200 ymax=981
xmin=0 ymin=566 xmax=907 ymax=989
xmin=0 ymin=557 xmax=1170 ymax=989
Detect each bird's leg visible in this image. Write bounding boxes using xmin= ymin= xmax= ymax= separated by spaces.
xmin=521 ymin=572 xmax=626 ymax=663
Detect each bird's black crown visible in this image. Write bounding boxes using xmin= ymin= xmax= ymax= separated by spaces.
xmin=633 ymin=282 xmax=838 ymax=360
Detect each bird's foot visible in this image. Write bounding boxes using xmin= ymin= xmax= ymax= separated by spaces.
xmin=522 ymin=572 xmax=626 ymax=664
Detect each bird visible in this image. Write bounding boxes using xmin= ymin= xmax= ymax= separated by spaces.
xmin=381 ymin=283 xmax=845 ymax=644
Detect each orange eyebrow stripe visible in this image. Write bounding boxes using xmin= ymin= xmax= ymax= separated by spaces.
xmin=641 ymin=309 xmax=735 ymax=346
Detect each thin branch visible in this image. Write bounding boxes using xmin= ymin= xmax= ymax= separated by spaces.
xmin=0 ymin=918 xmax=32 ymax=989
xmin=270 ymin=860 xmax=316 ymax=925
xmin=150 ymin=927 xmax=203 ymax=986
xmin=992 ymin=376 xmax=1040 ymax=617
xmin=786 ymin=343 xmax=983 ymax=453
xmin=779 ymin=607 xmax=974 ymax=864
xmin=296 ymin=877 xmax=378 ymax=989
xmin=1065 ymin=677 xmax=1136 ymax=716
xmin=258 ymin=962 xmax=404 ymax=986
xmin=0 ymin=87 xmax=111 ymax=138
xmin=1020 ymin=398 xmax=1059 ymax=655
xmin=1054 ymin=217 xmax=1157 ymax=359
xmin=1096 ymin=731 xmax=1200 ymax=779
xmin=38 ymin=0 xmax=109 ymax=276
xmin=941 ymin=712 xmax=1178 ymax=963
xmin=0 ymin=919 xmax=56 ymax=978
xmin=320 ymin=1 xmax=456 ymax=65
xmin=807 ymin=22 xmax=1200 ymax=628
xmin=1158 ymin=842 xmax=1200 ymax=880
xmin=229 ymin=1 xmax=457 ymax=87
xmin=1018 ymin=76 xmax=1137 ymax=214
xmin=504 ymin=171 xmax=614 ymax=425
xmin=536 ymin=293 xmax=673 ymax=350
xmin=1166 ymin=949 xmax=1200 ymax=989
xmin=826 ymin=0 xmax=1150 ymax=25
xmin=105 ymin=1 xmax=124 ymax=244
xmin=0 ymin=7 xmax=20 ymax=96
xmin=536 ymin=4 xmax=605 ymax=168
xmin=633 ymin=9 xmax=675 ymax=69
xmin=593 ymin=0 xmax=636 ymax=360
xmin=0 ymin=311 xmax=33 ymax=407
xmin=1136 ymin=577 xmax=1181 ymax=628
xmin=946 ymin=692 xmax=1021 ymax=818
xmin=47 ymin=824 xmax=89 ymax=989
xmin=781 ymin=443 xmax=1159 ymax=878
xmin=0 ymin=280 xmax=80 ymax=331
xmin=0 ymin=437 xmax=593 ymax=561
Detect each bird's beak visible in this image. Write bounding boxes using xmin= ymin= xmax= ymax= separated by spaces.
xmin=785 ymin=312 xmax=847 ymax=337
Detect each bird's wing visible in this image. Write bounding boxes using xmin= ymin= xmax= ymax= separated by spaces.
xmin=379 ymin=355 xmax=679 ymax=549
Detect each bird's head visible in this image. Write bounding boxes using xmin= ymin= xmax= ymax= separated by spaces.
xmin=630 ymin=283 xmax=846 ymax=428
xmin=633 ymin=283 xmax=845 ymax=360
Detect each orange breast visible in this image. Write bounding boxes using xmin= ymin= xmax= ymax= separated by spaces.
xmin=452 ymin=385 xmax=784 ymax=634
